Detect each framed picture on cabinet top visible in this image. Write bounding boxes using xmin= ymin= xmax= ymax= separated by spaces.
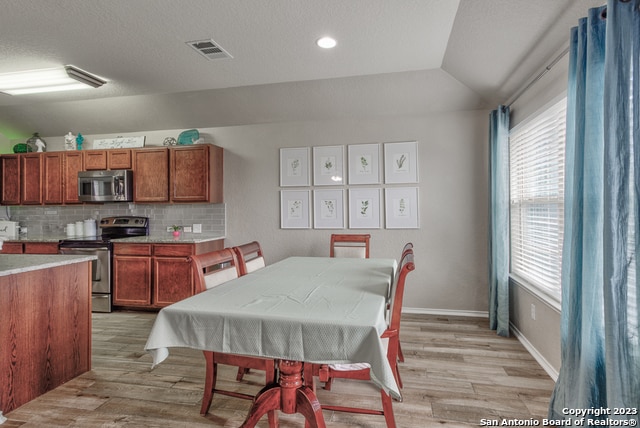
xmin=313 ymin=145 xmax=345 ymax=185
xmin=349 ymin=188 xmax=381 ymax=229
xmin=384 ymin=141 xmax=418 ymax=184
xmin=313 ymin=189 xmax=345 ymax=229
xmin=385 ymin=187 xmax=419 ymax=229
xmin=280 ymin=147 xmax=310 ymax=187
xmin=280 ymin=190 xmax=311 ymax=229
xmin=348 ymin=143 xmax=381 ymax=185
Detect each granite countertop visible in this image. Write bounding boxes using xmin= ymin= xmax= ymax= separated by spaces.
xmin=0 ymin=254 xmax=97 ymax=277
xmin=2 ymin=233 xmax=225 ymax=244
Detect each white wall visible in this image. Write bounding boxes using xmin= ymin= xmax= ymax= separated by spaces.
xmin=209 ymin=111 xmax=491 ymax=313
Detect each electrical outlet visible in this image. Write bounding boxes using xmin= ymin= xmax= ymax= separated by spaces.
xmin=193 ymin=224 xmax=202 ymax=233
xmin=530 ymin=303 xmax=536 ymax=320
xmin=183 ymin=226 xmax=192 ymax=233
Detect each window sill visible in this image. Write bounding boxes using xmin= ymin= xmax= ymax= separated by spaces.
xmin=509 ymin=273 xmax=561 ymax=313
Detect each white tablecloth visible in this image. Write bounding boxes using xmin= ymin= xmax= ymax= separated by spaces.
xmin=144 ymin=256 xmax=399 ymax=398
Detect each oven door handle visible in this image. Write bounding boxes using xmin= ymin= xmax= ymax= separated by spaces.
xmin=59 ymin=246 xmax=110 ymax=252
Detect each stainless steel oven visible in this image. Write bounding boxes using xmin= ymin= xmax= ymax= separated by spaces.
xmin=59 ymin=216 xmax=149 ymax=313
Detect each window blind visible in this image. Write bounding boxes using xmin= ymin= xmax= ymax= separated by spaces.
xmin=509 ymin=98 xmax=567 ymax=298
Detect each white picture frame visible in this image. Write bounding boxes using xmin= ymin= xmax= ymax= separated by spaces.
xmin=280 ymin=147 xmax=311 ymax=187
xmin=348 ymin=143 xmax=381 ymax=185
xmin=349 ymin=188 xmax=381 ymax=229
xmin=313 ymin=189 xmax=345 ymax=229
xmin=385 ymin=187 xmax=419 ymax=229
xmin=280 ymin=190 xmax=311 ymax=229
xmin=313 ymin=145 xmax=345 ymax=185
xmin=384 ymin=141 xmax=418 ymax=184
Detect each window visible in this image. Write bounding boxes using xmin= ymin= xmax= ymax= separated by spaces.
xmin=509 ymin=98 xmax=567 ymax=299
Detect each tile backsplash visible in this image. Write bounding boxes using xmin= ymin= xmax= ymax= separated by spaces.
xmin=4 ymin=203 xmax=225 ymax=236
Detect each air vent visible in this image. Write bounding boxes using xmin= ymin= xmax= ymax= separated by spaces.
xmin=187 ymin=39 xmax=233 ymax=60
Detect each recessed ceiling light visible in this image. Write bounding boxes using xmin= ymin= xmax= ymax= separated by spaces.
xmin=316 ymin=36 xmax=337 ymax=49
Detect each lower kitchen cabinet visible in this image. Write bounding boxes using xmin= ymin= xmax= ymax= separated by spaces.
xmin=113 ymin=239 xmax=223 ymax=309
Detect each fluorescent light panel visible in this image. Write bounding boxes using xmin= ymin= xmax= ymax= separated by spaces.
xmin=0 ymin=66 xmax=106 ymax=95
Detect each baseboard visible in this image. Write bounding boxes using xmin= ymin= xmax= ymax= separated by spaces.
xmin=510 ymin=322 xmax=559 ymax=381
xmin=403 ymin=307 xmax=489 ymax=318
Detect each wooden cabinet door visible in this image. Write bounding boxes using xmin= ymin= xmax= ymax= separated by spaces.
xmin=83 ymin=150 xmax=108 ymax=170
xmin=133 ymin=148 xmax=169 ymax=202
xmin=43 ymin=152 xmax=63 ymax=205
xmin=23 ymin=242 xmax=60 ymax=254
xmin=107 ymin=150 xmax=132 ymax=169
xmin=1 ymin=155 xmax=21 ymax=205
xmin=21 ymin=154 xmax=43 ymax=205
xmin=113 ymin=255 xmax=152 ymax=306
xmin=0 ymin=242 xmax=23 ymax=254
xmin=63 ymin=152 xmax=84 ymax=204
xmin=153 ymin=256 xmax=194 ymax=307
xmin=170 ymin=145 xmax=210 ymax=202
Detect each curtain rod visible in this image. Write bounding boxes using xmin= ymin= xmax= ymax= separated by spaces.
xmin=506 ymin=46 xmax=570 ymax=108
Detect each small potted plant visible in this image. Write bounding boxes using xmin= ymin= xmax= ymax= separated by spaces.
xmin=171 ymin=225 xmax=182 ymax=237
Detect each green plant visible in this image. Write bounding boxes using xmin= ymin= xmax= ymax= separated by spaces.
xmin=171 ymin=225 xmax=182 ymax=232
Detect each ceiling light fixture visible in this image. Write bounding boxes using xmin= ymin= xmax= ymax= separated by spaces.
xmin=0 ymin=65 xmax=107 ymax=95
xmin=316 ymin=36 xmax=337 ymax=49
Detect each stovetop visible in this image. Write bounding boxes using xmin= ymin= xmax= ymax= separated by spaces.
xmin=59 ymin=216 xmax=149 ymax=245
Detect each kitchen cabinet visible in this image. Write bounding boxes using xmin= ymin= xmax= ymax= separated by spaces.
xmin=170 ymin=145 xmax=223 ymax=203
xmin=113 ymin=239 xmax=223 ymax=309
xmin=24 ymin=242 xmax=60 ymax=254
xmin=63 ymin=152 xmax=84 ymax=204
xmin=133 ymin=148 xmax=169 ymax=202
xmin=21 ymin=153 xmax=43 ymax=205
xmin=0 ymin=242 xmax=23 ymax=254
xmin=1 ymin=155 xmax=20 ymax=205
xmin=84 ymin=149 xmax=132 ymax=170
xmin=43 ymin=152 xmax=63 ymax=204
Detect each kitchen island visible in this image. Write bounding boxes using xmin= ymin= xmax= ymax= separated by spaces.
xmin=0 ymin=255 xmax=95 ymax=415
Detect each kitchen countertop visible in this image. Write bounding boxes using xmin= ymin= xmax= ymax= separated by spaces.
xmin=2 ymin=233 xmax=225 ymax=244
xmin=0 ymin=254 xmax=97 ymax=277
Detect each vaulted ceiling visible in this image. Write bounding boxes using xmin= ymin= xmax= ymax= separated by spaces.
xmin=0 ymin=0 xmax=603 ymax=138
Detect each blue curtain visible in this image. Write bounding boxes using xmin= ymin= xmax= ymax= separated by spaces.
xmin=549 ymin=1 xmax=640 ymax=423
xmin=489 ymin=105 xmax=510 ymax=337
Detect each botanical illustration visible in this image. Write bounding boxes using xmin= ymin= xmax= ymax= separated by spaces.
xmin=358 ymin=154 xmax=372 ymax=175
xmin=394 ymin=197 xmax=409 ymax=217
xmin=321 ymin=199 xmax=337 ymax=219
xmin=394 ymin=152 xmax=409 ymax=173
xmin=321 ymin=155 xmax=337 ymax=175
xmin=288 ymin=199 xmax=302 ymax=218
xmin=358 ymin=198 xmax=371 ymax=218
xmin=288 ymin=157 xmax=301 ymax=177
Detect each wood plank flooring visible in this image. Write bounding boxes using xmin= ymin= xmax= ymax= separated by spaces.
xmin=3 ymin=312 xmax=555 ymax=427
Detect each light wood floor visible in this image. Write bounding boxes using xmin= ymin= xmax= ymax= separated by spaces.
xmin=3 ymin=312 xmax=555 ymax=427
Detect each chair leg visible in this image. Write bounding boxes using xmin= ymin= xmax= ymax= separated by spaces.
xmin=398 ymin=342 xmax=405 ymax=363
xmin=236 ymin=367 xmax=250 ymax=381
xmin=394 ymin=361 xmax=403 ymax=390
xmin=380 ymin=389 xmax=397 ymax=428
xmin=200 ymin=351 xmax=217 ymax=415
xmin=265 ymin=363 xmax=278 ymax=428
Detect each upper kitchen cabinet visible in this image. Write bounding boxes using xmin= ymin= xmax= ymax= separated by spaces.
xmin=21 ymin=153 xmax=43 ymax=205
xmin=1 ymin=155 xmax=21 ymax=205
xmin=84 ymin=149 xmax=132 ymax=170
xmin=170 ymin=144 xmax=223 ymax=203
xmin=42 ymin=152 xmax=63 ymax=205
xmin=133 ymin=147 xmax=169 ymax=202
xmin=63 ymin=152 xmax=84 ymax=204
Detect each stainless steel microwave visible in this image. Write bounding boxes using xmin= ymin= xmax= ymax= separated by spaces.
xmin=78 ymin=169 xmax=133 ymax=202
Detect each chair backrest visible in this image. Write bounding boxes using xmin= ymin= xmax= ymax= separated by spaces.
xmin=189 ymin=248 xmax=240 ymax=293
xmin=233 ymin=241 xmax=266 ymax=275
xmin=330 ymin=234 xmax=371 ymax=258
xmin=387 ymin=252 xmax=415 ymax=331
xmin=400 ymin=242 xmax=413 ymax=265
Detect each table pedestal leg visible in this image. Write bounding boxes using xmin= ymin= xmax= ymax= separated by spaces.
xmin=240 ymin=360 xmax=325 ymax=428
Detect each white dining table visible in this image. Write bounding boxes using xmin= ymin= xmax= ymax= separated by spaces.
xmin=144 ymin=256 xmax=398 ymax=427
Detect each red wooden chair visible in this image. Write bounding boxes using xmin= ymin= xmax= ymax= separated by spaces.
xmin=233 ymin=241 xmax=266 ymax=275
xmin=306 ymin=252 xmax=415 ymax=428
xmin=396 ymin=242 xmax=413 ymax=364
xmin=330 ymin=233 xmax=371 ymax=258
xmin=189 ymin=249 xmax=277 ymax=427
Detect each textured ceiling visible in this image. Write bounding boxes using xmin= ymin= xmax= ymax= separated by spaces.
xmin=0 ymin=0 xmax=604 ymax=138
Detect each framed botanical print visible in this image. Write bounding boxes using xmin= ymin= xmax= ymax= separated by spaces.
xmin=384 ymin=141 xmax=418 ymax=184
xmin=280 ymin=190 xmax=311 ymax=229
xmin=313 ymin=189 xmax=345 ymax=229
xmin=313 ymin=145 xmax=345 ymax=185
xmin=385 ymin=187 xmax=419 ymax=229
xmin=348 ymin=143 xmax=381 ymax=185
xmin=280 ymin=147 xmax=310 ymax=187
xmin=349 ymin=188 xmax=381 ymax=229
